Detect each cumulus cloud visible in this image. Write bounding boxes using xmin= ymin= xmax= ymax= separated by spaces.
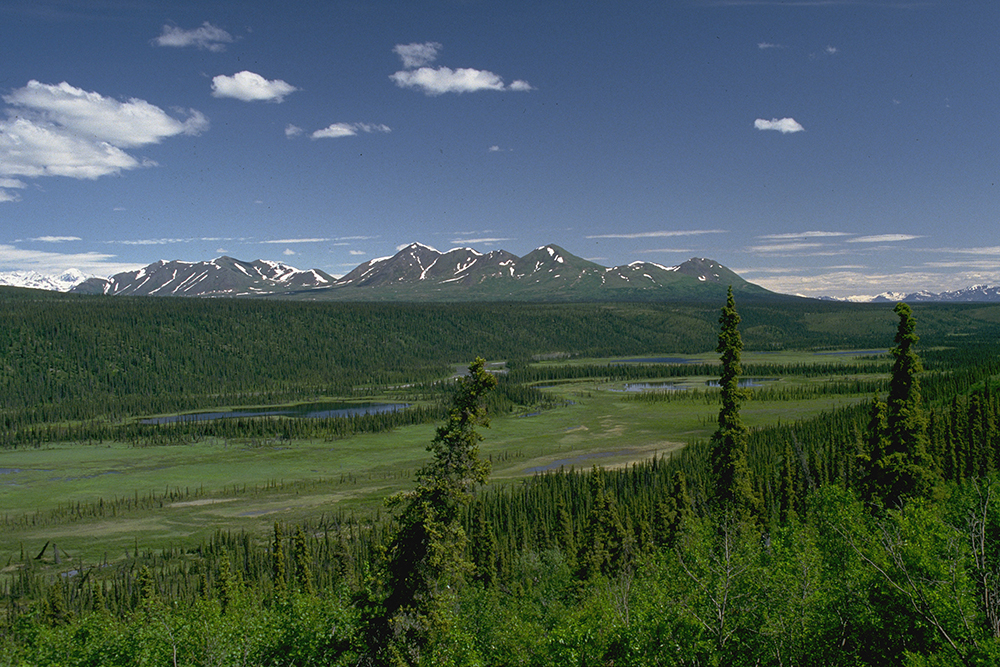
xmin=211 ymin=71 xmax=298 ymax=102
xmin=5 ymin=81 xmax=207 ymax=148
xmin=825 ymin=45 xmax=839 ymax=55
xmin=311 ymin=123 xmax=391 ymax=139
xmin=153 ymin=22 xmax=234 ymax=51
xmin=0 ymin=80 xmax=207 ymax=183
xmin=285 ymin=124 xmax=304 ymax=138
xmin=754 ymin=117 xmax=805 ymax=133
xmin=390 ymin=42 xmax=532 ymax=95
xmin=393 ymin=42 xmax=442 ymax=68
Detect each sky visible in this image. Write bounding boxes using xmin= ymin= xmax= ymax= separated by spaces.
xmin=0 ymin=0 xmax=996 ymax=299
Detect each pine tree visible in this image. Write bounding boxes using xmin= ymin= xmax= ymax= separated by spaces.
xmin=709 ymin=287 xmax=759 ymax=518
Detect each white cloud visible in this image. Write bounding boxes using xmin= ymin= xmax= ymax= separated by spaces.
xmin=349 ymin=249 xmax=367 ymax=255
xmin=0 ymin=177 xmax=26 ymax=203
xmin=754 ymin=117 xmax=805 ymax=133
xmin=758 ymin=231 xmax=852 ymax=239
xmin=825 ymin=45 xmax=839 ymax=55
xmin=394 ymin=42 xmax=442 ymax=69
xmin=211 ymin=71 xmax=298 ymax=103
xmin=758 ymin=42 xmax=783 ymax=49
xmin=31 ymin=236 xmax=81 ymax=242
xmin=261 ymin=238 xmax=332 ymax=244
xmin=283 ymin=248 xmax=296 ymax=256
xmin=390 ymin=42 xmax=532 ymax=95
xmin=5 ymin=81 xmax=207 ymax=148
xmin=0 ymin=243 xmax=140 ymax=275
xmin=450 ymin=237 xmax=513 ymax=245
xmin=748 ymin=242 xmax=824 ymax=253
xmin=392 ymin=67 xmax=520 ymax=95
xmin=0 ymin=81 xmax=207 ymax=186
xmin=585 ymin=229 xmax=726 ymax=239
xmin=311 ymin=122 xmax=391 ymax=139
xmin=153 ymin=22 xmax=234 ymax=52
xmin=847 ymin=234 xmax=922 ymax=243
xmin=285 ymin=124 xmax=303 ymax=138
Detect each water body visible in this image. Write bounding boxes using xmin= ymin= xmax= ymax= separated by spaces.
xmin=615 ymin=382 xmax=686 ymax=392
xmin=705 ymin=378 xmax=779 ymax=388
xmin=140 ymin=402 xmax=409 ymax=425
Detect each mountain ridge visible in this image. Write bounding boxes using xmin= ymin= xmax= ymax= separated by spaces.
xmin=66 ymin=242 xmax=776 ymax=302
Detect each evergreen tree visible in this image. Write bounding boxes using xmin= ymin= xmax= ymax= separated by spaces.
xmin=864 ymin=303 xmax=938 ymax=507
xmin=382 ymin=357 xmax=497 ymax=662
xmin=292 ymin=526 xmax=314 ymax=595
xmin=708 ymin=287 xmax=759 ymax=518
xmin=272 ymin=521 xmax=287 ymax=596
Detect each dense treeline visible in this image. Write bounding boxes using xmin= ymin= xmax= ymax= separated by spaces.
xmin=4 ymin=289 xmax=999 ymax=447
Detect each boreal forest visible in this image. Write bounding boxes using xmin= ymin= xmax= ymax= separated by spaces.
xmin=3 ymin=286 xmax=1000 ymax=666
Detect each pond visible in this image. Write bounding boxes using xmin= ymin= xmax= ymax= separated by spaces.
xmin=139 ymin=402 xmax=409 ymax=425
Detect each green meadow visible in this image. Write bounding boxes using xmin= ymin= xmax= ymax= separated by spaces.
xmin=0 ymin=348 xmax=883 ymax=565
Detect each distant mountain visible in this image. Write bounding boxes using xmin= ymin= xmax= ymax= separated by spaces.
xmin=0 ymin=268 xmax=90 ymax=292
xmin=825 ymin=285 xmax=1000 ymax=303
xmin=67 ymin=243 xmax=778 ymax=301
xmin=71 ymin=257 xmax=334 ymax=297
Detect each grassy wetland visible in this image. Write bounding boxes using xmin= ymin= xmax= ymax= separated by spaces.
xmin=4 ymin=288 xmax=1000 ymax=665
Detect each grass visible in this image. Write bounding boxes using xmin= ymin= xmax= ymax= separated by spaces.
xmin=0 ymin=349 xmax=882 ymax=567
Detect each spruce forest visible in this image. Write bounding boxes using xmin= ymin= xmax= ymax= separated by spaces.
xmin=4 ymin=287 xmax=1000 ymax=665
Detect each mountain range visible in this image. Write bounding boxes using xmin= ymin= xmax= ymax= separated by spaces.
xmin=3 ymin=243 xmax=998 ymax=302
xmin=65 ymin=243 xmax=774 ymax=302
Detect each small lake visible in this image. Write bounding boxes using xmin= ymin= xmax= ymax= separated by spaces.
xmin=706 ymin=378 xmax=779 ymax=388
xmin=140 ymin=402 xmax=409 ymax=425
xmin=614 ymin=382 xmax=687 ymax=392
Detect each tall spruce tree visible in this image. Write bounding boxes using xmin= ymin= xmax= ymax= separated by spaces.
xmin=382 ymin=357 xmax=497 ymax=662
xmin=863 ymin=302 xmax=938 ymax=506
xmin=709 ymin=287 xmax=759 ymax=518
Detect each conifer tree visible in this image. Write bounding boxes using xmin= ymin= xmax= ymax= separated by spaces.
xmin=272 ymin=521 xmax=287 ymax=596
xmin=292 ymin=526 xmax=314 ymax=595
xmin=863 ymin=303 xmax=938 ymax=506
xmin=709 ymin=287 xmax=759 ymax=518
xmin=382 ymin=357 xmax=497 ymax=661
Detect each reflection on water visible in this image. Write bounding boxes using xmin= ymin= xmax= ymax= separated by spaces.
xmin=140 ymin=402 xmax=409 ymax=425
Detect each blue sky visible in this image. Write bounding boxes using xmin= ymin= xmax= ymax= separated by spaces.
xmin=0 ymin=0 xmax=996 ymax=298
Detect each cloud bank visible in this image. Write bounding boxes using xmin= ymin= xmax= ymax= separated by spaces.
xmin=211 ymin=71 xmax=298 ymax=103
xmin=754 ymin=117 xmax=805 ymax=133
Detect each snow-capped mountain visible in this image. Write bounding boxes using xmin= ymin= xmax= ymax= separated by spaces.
xmin=63 ymin=242 xmax=773 ymax=301
xmin=826 ymin=285 xmax=1000 ymax=303
xmin=0 ymin=268 xmax=90 ymax=292
xmin=71 ymin=257 xmax=334 ymax=296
